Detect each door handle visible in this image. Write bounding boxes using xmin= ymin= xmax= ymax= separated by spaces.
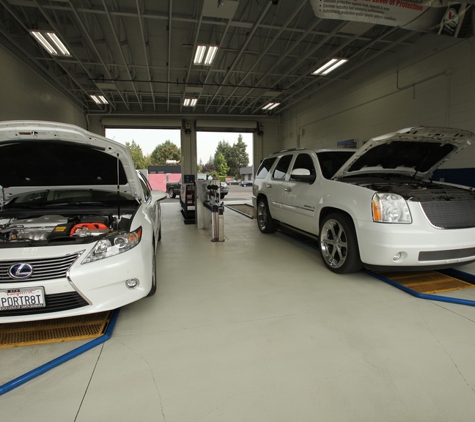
xmin=266 ymin=184 xmax=272 ymax=188
xmin=284 ymin=187 xmax=292 ymax=192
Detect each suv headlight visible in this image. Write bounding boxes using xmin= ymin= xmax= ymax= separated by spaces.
xmin=372 ymin=193 xmax=411 ymax=223
xmin=82 ymin=227 xmax=142 ymax=264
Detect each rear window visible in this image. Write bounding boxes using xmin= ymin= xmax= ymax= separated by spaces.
xmin=255 ymin=157 xmax=277 ymax=179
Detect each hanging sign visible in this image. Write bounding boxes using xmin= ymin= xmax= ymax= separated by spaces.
xmin=309 ymin=0 xmax=472 ymax=36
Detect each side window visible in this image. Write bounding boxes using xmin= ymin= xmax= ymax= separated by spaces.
xmin=255 ymin=157 xmax=277 ymax=179
xmin=272 ymin=155 xmax=293 ymax=180
xmin=291 ymin=153 xmax=316 ymax=180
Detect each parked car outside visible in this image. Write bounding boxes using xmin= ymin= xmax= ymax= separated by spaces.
xmin=0 ymin=121 xmax=167 ymax=323
xmin=253 ymin=126 xmax=475 ymax=274
xmin=220 ymin=181 xmax=229 ymax=199
xmin=240 ymin=180 xmax=253 ymax=187
xmin=166 ymin=178 xmax=181 ymax=198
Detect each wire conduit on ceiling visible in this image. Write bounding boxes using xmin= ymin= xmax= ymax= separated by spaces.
xmin=0 ymin=309 xmax=121 ymax=396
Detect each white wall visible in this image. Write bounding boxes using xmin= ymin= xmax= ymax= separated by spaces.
xmin=0 ymin=46 xmax=86 ymax=127
xmin=280 ymin=33 xmax=475 ymax=169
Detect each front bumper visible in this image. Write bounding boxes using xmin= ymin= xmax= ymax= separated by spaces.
xmin=0 ymin=242 xmax=152 ymax=323
xmin=356 ymin=219 xmax=475 ymax=270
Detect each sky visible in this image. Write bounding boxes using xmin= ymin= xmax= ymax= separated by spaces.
xmin=106 ymin=128 xmax=253 ymax=165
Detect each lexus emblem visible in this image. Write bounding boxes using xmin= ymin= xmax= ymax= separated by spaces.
xmin=8 ymin=263 xmax=34 ymax=279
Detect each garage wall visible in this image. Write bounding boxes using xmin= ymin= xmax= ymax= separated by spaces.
xmin=280 ymin=33 xmax=475 ymax=175
xmin=0 ymin=47 xmax=86 ymax=127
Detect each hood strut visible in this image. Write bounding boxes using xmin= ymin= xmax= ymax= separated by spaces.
xmin=116 ymin=153 xmax=121 ymax=228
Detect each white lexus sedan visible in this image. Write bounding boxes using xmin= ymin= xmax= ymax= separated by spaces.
xmin=0 ymin=121 xmax=166 ymax=322
xmin=253 ymin=126 xmax=475 ymax=274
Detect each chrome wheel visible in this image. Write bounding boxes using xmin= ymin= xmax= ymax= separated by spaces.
xmin=320 ymin=213 xmax=362 ymax=273
xmin=257 ymin=198 xmax=277 ymax=233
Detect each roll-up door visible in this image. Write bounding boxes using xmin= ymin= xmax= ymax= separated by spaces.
xmin=101 ymin=117 xmax=182 ymax=129
xmin=195 ymin=120 xmax=257 ymax=132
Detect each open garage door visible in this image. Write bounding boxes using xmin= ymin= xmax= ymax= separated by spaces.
xmin=101 ymin=117 xmax=182 ymax=129
xmin=195 ymin=120 xmax=258 ymax=132
xmin=105 ymin=127 xmax=181 ymax=192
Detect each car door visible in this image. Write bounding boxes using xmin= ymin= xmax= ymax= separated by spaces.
xmin=280 ymin=152 xmax=319 ymax=234
xmin=266 ymin=154 xmax=294 ymax=221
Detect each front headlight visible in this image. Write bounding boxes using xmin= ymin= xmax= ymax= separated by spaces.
xmin=82 ymin=227 xmax=142 ymax=264
xmin=372 ymin=193 xmax=411 ymax=223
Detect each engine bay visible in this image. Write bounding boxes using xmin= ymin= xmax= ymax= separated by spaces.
xmin=342 ymin=174 xmax=475 ymax=202
xmin=0 ymin=213 xmax=133 ymax=245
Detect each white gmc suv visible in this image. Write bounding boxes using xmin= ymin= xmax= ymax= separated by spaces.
xmin=252 ymin=127 xmax=475 ymax=274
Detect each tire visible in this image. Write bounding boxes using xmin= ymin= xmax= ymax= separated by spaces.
xmin=319 ymin=212 xmax=362 ymax=274
xmin=147 ymin=240 xmax=157 ymax=297
xmin=168 ymin=188 xmax=175 ymax=199
xmin=256 ymin=197 xmax=278 ymax=233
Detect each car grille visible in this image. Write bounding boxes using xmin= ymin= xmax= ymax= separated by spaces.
xmin=420 ymin=200 xmax=475 ymax=229
xmin=0 ymin=292 xmax=89 ymax=317
xmin=0 ymin=253 xmax=82 ymax=283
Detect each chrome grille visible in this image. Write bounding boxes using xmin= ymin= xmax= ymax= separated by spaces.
xmin=0 ymin=253 xmax=81 ymax=283
xmin=420 ymin=200 xmax=475 ymax=229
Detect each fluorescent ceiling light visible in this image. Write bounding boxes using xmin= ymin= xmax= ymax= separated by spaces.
xmin=312 ymin=58 xmax=348 ymax=75
xmin=90 ymin=95 xmax=109 ymax=105
xmin=194 ymin=45 xmax=218 ymax=65
xmin=29 ymin=30 xmax=71 ymax=57
xmin=183 ymin=98 xmax=198 ymax=107
xmin=262 ymin=102 xmax=280 ymax=111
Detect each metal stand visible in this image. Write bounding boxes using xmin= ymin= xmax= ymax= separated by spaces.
xmin=180 ymin=175 xmax=196 ymax=224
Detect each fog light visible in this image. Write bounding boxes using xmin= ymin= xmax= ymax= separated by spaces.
xmin=393 ymin=252 xmax=407 ymax=262
xmin=125 ymin=278 xmax=139 ymax=289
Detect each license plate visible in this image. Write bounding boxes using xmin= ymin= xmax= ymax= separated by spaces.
xmin=0 ymin=287 xmax=45 ymax=311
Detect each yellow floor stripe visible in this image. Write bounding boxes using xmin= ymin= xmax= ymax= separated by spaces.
xmin=0 ymin=311 xmax=114 ymax=349
xmin=379 ymin=271 xmax=475 ymax=294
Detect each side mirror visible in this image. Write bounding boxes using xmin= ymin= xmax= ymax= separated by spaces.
xmin=290 ymin=169 xmax=316 ymax=184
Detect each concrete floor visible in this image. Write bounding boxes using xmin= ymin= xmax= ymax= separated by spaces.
xmin=2 ymin=201 xmax=475 ymax=422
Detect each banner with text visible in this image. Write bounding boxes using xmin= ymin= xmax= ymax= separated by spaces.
xmin=310 ymin=0 xmax=472 ymax=37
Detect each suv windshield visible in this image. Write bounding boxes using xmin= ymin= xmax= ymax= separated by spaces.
xmin=317 ymin=151 xmax=355 ymax=179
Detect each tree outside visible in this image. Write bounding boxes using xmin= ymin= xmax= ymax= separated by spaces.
xmin=213 ymin=134 xmax=249 ymax=178
xmin=150 ymin=140 xmax=181 ymax=166
xmin=214 ymin=152 xmax=230 ymax=177
xmin=126 ymin=140 xmax=151 ymax=169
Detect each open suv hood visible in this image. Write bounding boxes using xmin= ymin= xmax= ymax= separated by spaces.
xmin=333 ymin=126 xmax=475 ymax=180
xmin=0 ymin=121 xmax=139 ymax=199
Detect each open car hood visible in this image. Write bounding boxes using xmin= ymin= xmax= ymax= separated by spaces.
xmin=0 ymin=121 xmax=139 ymax=199
xmin=333 ymin=126 xmax=475 ymax=180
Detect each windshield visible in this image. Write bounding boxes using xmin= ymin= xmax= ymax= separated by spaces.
xmin=317 ymin=151 xmax=355 ymax=179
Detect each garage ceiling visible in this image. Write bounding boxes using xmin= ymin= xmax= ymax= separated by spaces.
xmin=0 ymin=0 xmax=469 ymax=117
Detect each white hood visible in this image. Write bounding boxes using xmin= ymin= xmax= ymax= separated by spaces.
xmin=0 ymin=121 xmax=140 ymax=198
xmin=333 ymin=126 xmax=474 ymax=180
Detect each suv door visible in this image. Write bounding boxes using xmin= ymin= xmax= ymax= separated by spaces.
xmin=266 ymin=154 xmax=293 ymax=221
xmin=280 ymin=152 xmax=318 ymax=234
